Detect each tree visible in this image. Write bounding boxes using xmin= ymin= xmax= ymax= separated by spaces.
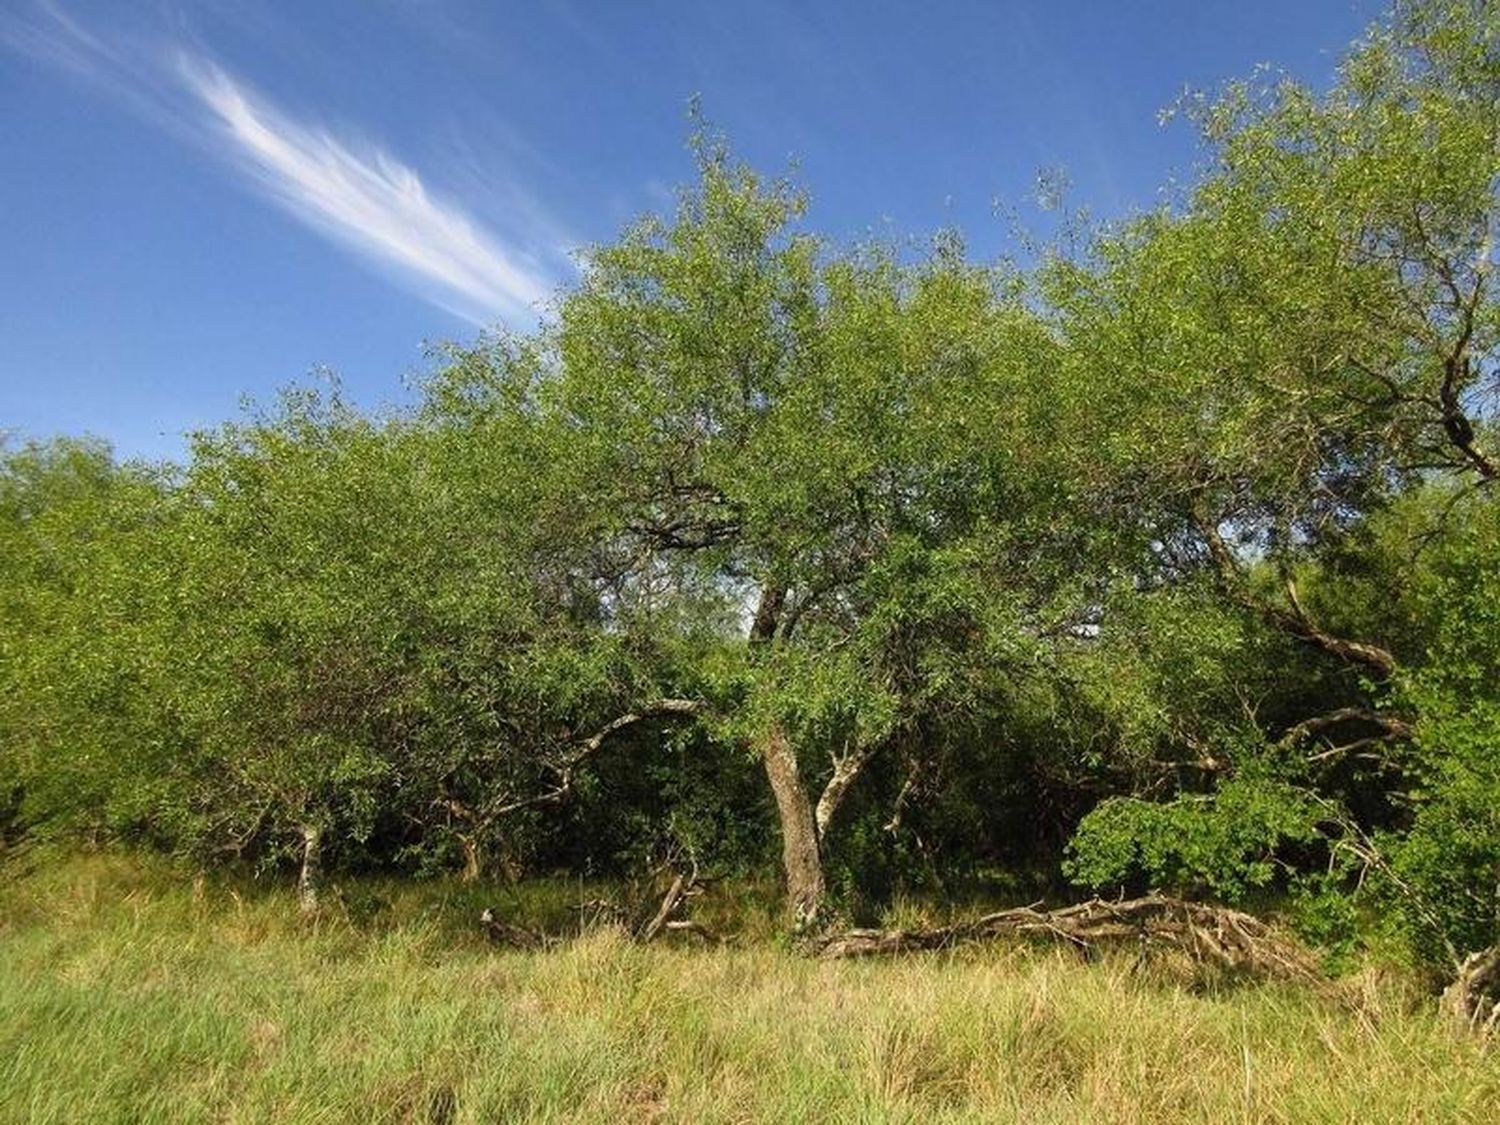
xmin=433 ymin=137 xmax=1085 ymax=925
xmin=158 ymin=378 xmax=706 ymax=900
xmin=0 ymin=436 xmax=180 ymax=844
xmin=1058 ymin=0 xmax=1500 ymax=980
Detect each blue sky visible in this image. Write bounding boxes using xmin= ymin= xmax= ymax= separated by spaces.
xmin=2 ymin=0 xmax=1380 ymax=461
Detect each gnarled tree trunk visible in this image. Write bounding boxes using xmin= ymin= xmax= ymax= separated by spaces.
xmin=751 ymin=583 xmax=828 ymax=928
xmin=761 ymin=722 xmax=825 ymax=928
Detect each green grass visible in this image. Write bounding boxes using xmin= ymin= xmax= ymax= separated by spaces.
xmin=0 ymin=851 xmax=1495 ymax=1123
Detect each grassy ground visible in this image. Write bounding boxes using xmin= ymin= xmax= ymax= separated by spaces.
xmin=1 ymin=851 xmax=1496 ymax=1123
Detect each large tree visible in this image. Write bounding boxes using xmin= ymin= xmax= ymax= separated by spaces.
xmin=433 ymin=140 xmax=1084 ymax=924
xmin=1057 ymin=0 xmax=1500 ymax=977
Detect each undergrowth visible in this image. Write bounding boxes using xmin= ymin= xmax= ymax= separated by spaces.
xmin=0 ymin=849 xmax=1495 ymax=1123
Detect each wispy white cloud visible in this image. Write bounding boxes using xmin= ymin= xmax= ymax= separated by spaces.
xmin=1 ymin=1 xmax=184 ymax=130
xmin=1 ymin=0 xmax=105 ymax=75
xmin=2 ymin=2 xmax=565 ymax=327
xmin=177 ymin=58 xmax=555 ymax=325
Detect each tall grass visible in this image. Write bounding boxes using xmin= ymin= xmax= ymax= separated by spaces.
xmin=0 ymin=850 xmax=1495 ymax=1123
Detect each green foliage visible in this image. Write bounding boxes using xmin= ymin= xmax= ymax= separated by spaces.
xmin=1065 ymin=778 xmax=1326 ymax=901
xmin=1379 ymin=490 xmax=1500 ymax=965
xmin=2 ymin=1 xmax=1498 ymax=982
xmin=1047 ymin=0 xmax=1500 ymax=977
xmin=0 ymin=435 xmax=178 ymax=840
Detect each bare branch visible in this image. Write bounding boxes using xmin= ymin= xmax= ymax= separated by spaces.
xmin=814 ymin=740 xmax=879 ymax=838
xmin=486 ymin=699 xmax=705 ymax=818
xmin=1277 ymin=706 xmax=1414 ymax=753
xmin=814 ymin=894 xmax=1325 ymax=989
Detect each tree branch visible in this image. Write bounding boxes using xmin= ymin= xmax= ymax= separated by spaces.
xmin=1276 ymin=707 xmax=1413 ymax=748
xmin=1191 ymin=503 xmax=1399 ymax=679
xmin=814 ymin=739 xmax=879 ymax=838
xmin=1439 ymin=355 xmax=1498 ymax=481
xmin=486 ymin=699 xmax=705 ymax=818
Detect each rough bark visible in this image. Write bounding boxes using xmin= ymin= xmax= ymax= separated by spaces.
xmin=750 ymin=583 xmax=827 ymax=927
xmin=762 ymin=723 xmax=827 ymax=928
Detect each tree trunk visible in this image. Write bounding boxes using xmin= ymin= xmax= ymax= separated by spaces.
xmin=749 ymin=582 xmax=827 ymax=928
xmin=761 ymin=722 xmax=826 ymax=928
xmin=297 ymin=823 xmax=322 ymax=915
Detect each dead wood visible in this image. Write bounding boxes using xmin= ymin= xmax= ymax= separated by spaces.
xmin=812 ymin=894 xmax=1323 ymax=985
xmin=635 ymin=857 xmax=722 ymax=944
xmin=478 ymin=907 xmax=547 ymax=950
xmin=480 ymin=854 xmax=722 ymax=950
xmin=1441 ymin=944 xmax=1500 ymax=1036
xmin=638 ymin=871 xmax=690 ymax=943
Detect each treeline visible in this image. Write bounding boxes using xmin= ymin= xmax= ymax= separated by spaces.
xmin=3 ymin=1 xmax=1498 ymax=986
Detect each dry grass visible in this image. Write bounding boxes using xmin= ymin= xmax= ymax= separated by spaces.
xmin=0 ymin=850 xmax=1495 ymax=1123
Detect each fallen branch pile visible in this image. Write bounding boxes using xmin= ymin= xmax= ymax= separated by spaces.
xmin=635 ymin=862 xmax=718 ymax=943
xmin=813 ymin=893 xmax=1322 ymax=985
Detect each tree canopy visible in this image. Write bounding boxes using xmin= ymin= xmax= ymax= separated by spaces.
xmin=3 ymin=0 xmax=1498 ymax=986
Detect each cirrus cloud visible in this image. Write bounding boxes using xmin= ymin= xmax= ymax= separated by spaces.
xmin=2 ymin=2 xmax=567 ymax=327
xmin=176 ymin=57 xmax=558 ymax=326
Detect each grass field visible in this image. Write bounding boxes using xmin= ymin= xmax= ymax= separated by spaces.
xmin=1 ymin=851 xmax=1496 ymax=1123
